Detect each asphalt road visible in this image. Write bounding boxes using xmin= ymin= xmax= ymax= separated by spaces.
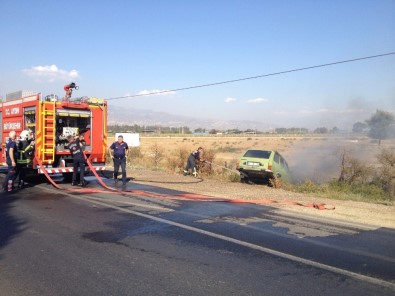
xmin=0 ymin=175 xmax=394 ymax=296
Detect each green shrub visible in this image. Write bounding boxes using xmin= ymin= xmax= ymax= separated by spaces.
xmin=291 ymin=179 xmax=391 ymax=203
xmin=292 ymin=180 xmax=328 ymax=194
xmin=328 ymin=181 xmax=389 ymax=202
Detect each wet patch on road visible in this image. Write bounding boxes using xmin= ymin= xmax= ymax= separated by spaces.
xmin=24 ymin=193 xmax=64 ymax=201
xmin=196 ymin=215 xmax=358 ymax=238
xmin=81 ymin=217 xmax=170 ymax=246
xmin=81 ymin=231 xmax=129 ymax=247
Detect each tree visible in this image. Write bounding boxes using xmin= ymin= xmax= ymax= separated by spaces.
xmin=352 ymin=122 xmax=367 ymax=133
xmin=313 ymin=127 xmax=328 ymax=134
xmin=193 ymin=128 xmax=206 ymax=134
xmin=275 ymin=128 xmax=287 ymax=134
xmin=209 ymin=129 xmax=218 ymax=134
xmin=182 ymin=126 xmax=191 ymax=134
xmin=366 ymin=110 xmax=395 ymax=141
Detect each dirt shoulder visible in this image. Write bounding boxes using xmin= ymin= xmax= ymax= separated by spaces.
xmin=125 ymin=168 xmax=395 ymax=229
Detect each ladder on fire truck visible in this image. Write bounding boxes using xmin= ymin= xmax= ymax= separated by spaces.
xmin=37 ymin=100 xmax=56 ymax=163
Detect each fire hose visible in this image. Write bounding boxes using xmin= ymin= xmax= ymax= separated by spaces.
xmin=202 ymin=160 xmax=240 ymax=174
xmin=34 ymin=155 xmax=334 ymax=210
xmin=34 ymin=152 xmax=117 ymax=193
xmin=83 ymin=153 xmax=117 ymax=191
xmin=201 ymin=160 xmax=250 ymax=180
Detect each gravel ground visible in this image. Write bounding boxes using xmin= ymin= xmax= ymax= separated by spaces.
xmin=123 ymin=168 xmax=395 ymax=229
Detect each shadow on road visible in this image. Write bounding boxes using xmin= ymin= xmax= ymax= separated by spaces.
xmin=0 ymin=192 xmax=26 ymax=257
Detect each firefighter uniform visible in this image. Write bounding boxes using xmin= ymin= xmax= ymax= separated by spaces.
xmin=16 ymin=135 xmax=34 ymax=189
xmin=184 ymin=147 xmax=204 ymax=177
xmin=63 ymin=82 xmax=77 ymax=101
xmin=66 ymin=136 xmax=86 ymax=186
xmin=3 ymin=135 xmax=18 ymax=192
xmin=109 ymin=136 xmax=129 ymax=184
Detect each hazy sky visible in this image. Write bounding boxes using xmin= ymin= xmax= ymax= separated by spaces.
xmin=1 ymin=0 xmax=394 ymax=129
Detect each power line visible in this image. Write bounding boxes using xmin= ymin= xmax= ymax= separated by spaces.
xmin=107 ymin=51 xmax=395 ymax=101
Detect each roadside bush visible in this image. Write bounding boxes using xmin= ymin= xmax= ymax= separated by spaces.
xmin=376 ymin=148 xmax=395 ymax=199
xmin=228 ymin=172 xmax=241 ymax=182
xmin=148 ymin=142 xmax=165 ymax=169
xmin=198 ymin=157 xmax=241 ymax=182
xmin=335 ymin=148 xmax=394 ymax=199
xmin=166 ymin=147 xmax=189 ymax=173
xmin=127 ymin=147 xmax=146 ymax=169
xmin=291 ymin=180 xmax=390 ymax=203
xmin=222 ymin=159 xmax=241 ymax=182
xmin=289 ymin=148 xmax=394 ymax=203
xmin=292 ymin=180 xmax=328 ymax=194
xmin=198 ymin=148 xmax=216 ymax=176
xmin=128 ymin=147 xmax=142 ymax=159
xmin=328 ymin=181 xmax=389 ymax=202
xmin=166 ymin=157 xmax=178 ymax=173
xmin=338 ymin=149 xmax=372 ymax=184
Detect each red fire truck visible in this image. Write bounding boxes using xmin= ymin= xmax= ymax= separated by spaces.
xmin=0 ymin=90 xmax=107 ymax=178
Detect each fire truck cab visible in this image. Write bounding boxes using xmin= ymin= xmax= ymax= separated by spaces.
xmin=0 ymin=90 xmax=107 ymax=177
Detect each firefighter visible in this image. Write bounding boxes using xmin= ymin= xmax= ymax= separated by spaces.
xmin=3 ymin=131 xmax=18 ymax=192
xmin=63 ymin=82 xmax=78 ymax=101
xmin=183 ymin=147 xmax=204 ymax=177
xmin=108 ymin=135 xmax=129 ymax=185
xmin=16 ymin=130 xmax=35 ymax=189
xmin=66 ymin=134 xmax=86 ymax=186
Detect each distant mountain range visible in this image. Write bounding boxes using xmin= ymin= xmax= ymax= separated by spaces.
xmin=108 ymin=105 xmax=273 ymax=131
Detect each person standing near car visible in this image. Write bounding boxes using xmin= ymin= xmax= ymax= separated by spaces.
xmin=66 ymin=135 xmax=86 ymax=186
xmin=184 ymin=147 xmax=204 ymax=177
xmin=3 ymin=130 xmax=18 ymax=192
xmin=108 ymin=135 xmax=129 ymax=184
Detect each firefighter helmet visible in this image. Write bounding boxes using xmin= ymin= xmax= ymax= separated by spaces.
xmin=20 ymin=130 xmax=33 ymax=140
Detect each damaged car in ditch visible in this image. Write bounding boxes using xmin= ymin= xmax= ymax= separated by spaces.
xmin=236 ymin=149 xmax=291 ymax=185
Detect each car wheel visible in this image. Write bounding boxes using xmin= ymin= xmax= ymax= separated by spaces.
xmin=240 ymin=175 xmax=250 ymax=184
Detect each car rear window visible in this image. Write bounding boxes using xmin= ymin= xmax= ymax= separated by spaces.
xmin=243 ymin=150 xmax=271 ymax=159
